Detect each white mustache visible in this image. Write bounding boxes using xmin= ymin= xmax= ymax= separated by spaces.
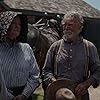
xmin=63 ymin=30 xmax=73 ymax=34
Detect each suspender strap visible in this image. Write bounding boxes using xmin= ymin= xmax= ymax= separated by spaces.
xmin=54 ymin=39 xmax=89 ymax=79
xmin=83 ymin=39 xmax=89 ymax=79
xmin=54 ymin=39 xmax=63 ymax=77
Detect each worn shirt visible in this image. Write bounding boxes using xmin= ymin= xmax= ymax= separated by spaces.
xmin=0 ymin=42 xmax=40 ymax=98
xmin=43 ymin=38 xmax=100 ymax=86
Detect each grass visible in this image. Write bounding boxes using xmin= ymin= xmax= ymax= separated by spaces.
xmin=32 ymin=80 xmax=44 ymax=100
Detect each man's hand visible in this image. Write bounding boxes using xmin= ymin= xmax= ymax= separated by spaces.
xmin=75 ymin=78 xmax=95 ymax=96
xmin=13 ymin=94 xmax=27 ymax=100
xmin=48 ymin=77 xmax=56 ymax=86
xmin=51 ymin=77 xmax=56 ymax=82
xmin=75 ymin=82 xmax=88 ymax=96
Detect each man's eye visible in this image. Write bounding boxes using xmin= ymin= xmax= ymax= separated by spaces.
xmin=62 ymin=23 xmax=65 ymax=26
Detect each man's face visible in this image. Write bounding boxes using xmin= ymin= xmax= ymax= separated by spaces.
xmin=7 ymin=16 xmax=21 ymax=40
xmin=62 ymin=17 xmax=82 ymax=41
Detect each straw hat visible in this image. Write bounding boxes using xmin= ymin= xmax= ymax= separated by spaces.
xmin=45 ymin=79 xmax=77 ymax=100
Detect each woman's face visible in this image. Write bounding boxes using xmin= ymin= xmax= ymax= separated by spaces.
xmin=7 ymin=16 xmax=21 ymax=40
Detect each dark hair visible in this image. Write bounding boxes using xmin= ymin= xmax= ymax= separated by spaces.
xmin=16 ymin=14 xmax=28 ymax=43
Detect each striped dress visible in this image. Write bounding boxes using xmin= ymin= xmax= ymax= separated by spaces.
xmin=0 ymin=42 xmax=40 ymax=98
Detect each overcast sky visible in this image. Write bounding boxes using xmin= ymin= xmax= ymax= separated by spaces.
xmin=83 ymin=0 xmax=100 ymax=10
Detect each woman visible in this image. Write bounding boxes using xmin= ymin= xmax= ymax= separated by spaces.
xmin=0 ymin=11 xmax=40 ymax=100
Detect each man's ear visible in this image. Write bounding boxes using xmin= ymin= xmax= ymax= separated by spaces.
xmin=81 ymin=25 xmax=83 ymax=29
xmin=79 ymin=25 xmax=83 ymax=33
xmin=80 ymin=25 xmax=83 ymax=30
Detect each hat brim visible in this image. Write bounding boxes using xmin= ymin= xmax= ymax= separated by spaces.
xmin=46 ymin=78 xmax=77 ymax=100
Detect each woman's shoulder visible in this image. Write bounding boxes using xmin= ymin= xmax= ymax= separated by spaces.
xmin=19 ymin=42 xmax=30 ymax=46
xmin=19 ymin=42 xmax=32 ymax=49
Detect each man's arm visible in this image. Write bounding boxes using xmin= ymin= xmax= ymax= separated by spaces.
xmin=42 ymin=42 xmax=57 ymax=89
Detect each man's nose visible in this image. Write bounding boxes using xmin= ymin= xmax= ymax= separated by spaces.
xmin=63 ymin=24 xmax=70 ymax=30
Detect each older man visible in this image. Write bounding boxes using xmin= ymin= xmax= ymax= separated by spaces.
xmin=42 ymin=11 xmax=100 ymax=100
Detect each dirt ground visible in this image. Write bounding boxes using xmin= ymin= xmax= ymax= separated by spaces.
xmin=89 ymin=86 xmax=100 ymax=100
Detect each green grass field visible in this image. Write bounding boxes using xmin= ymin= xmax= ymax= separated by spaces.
xmin=32 ymin=81 xmax=44 ymax=100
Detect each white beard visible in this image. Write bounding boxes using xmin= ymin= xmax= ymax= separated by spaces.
xmin=62 ymin=34 xmax=68 ymax=41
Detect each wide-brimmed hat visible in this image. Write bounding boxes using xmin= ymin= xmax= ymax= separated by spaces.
xmin=45 ymin=79 xmax=77 ymax=100
xmin=56 ymin=88 xmax=76 ymax=100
